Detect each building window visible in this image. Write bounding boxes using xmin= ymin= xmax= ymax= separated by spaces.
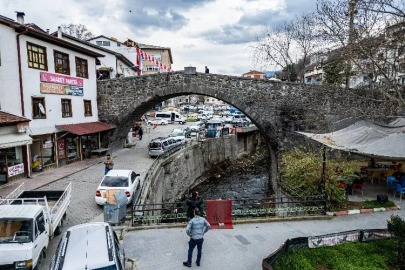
xmin=27 ymin=42 xmax=47 ymax=70
xmin=96 ymin=41 xmax=102 ymax=46
xmin=32 ymin=97 xmax=46 ymax=119
xmin=76 ymin=57 xmax=88 ymax=78
xmin=103 ymin=41 xmax=110 ymax=46
xmin=54 ymin=50 xmax=70 ymax=75
xmin=61 ymin=99 xmax=72 ymax=117
xmin=144 ymin=66 xmax=160 ymax=72
xmin=84 ymin=100 xmax=92 ymax=116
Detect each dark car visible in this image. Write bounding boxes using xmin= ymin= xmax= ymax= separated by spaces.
xmin=182 ymin=127 xmax=192 ymax=138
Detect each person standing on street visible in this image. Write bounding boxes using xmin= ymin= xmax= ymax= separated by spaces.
xmin=138 ymin=127 xmax=143 ymax=140
xmin=186 ymin=191 xmax=203 ymax=220
xmin=205 ymin=66 xmax=209 ymax=74
xmin=183 ymin=208 xmax=210 ymax=267
xmin=104 ymin=154 xmax=114 ymax=175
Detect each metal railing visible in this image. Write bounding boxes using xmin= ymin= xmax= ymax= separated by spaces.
xmin=132 ymin=195 xmax=326 ymax=226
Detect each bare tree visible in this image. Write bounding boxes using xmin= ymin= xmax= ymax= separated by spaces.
xmin=251 ymin=14 xmax=321 ymax=82
xmin=60 ymin=24 xmax=94 ymax=40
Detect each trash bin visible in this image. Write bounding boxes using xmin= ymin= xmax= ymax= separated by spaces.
xmin=103 ymin=190 xmax=127 ymax=224
xmin=207 ymin=129 xmax=216 ymax=138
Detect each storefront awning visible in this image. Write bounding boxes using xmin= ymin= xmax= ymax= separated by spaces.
xmin=56 ymin=121 xmax=116 ymax=136
xmin=0 ymin=133 xmax=32 ymax=149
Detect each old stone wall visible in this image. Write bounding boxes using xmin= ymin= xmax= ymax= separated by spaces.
xmin=143 ymin=135 xmax=238 ymax=205
xmin=97 ymin=71 xmax=397 ymax=194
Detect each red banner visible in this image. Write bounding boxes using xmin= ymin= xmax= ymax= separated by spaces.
xmin=58 ymin=139 xmax=65 ymax=159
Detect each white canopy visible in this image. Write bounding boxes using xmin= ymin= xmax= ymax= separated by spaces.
xmin=0 ymin=133 xmax=32 ymax=149
xmin=297 ymin=119 xmax=405 ymax=160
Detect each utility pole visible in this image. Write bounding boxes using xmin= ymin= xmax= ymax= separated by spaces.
xmin=346 ymin=0 xmax=358 ymax=88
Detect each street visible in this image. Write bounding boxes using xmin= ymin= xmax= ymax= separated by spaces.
xmin=37 ymin=122 xmax=190 ymax=269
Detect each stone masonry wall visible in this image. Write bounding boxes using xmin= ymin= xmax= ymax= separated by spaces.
xmin=144 ymin=135 xmax=238 ymax=205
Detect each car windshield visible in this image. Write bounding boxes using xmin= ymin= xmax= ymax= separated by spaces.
xmin=0 ymin=219 xmax=33 ymax=243
xmin=149 ymin=142 xmax=161 ymax=148
xmin=101 ymin=176 xmax=128 ymax=187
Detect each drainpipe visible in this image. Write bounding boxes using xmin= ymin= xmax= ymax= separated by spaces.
xmin=16 ymin=26 xmax=29 ymax=116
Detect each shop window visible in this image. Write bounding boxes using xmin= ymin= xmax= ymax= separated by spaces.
xmin=84 ymin=100 xmax=92 ymax=116
xmin=66 ymin=137 xmax=78 ymax=160
xmin=54 ymin=50 xmax=70 ymax=75
xmin=76 ymin=57 xmax=88 ymax=78
xmin=42 ymin=136 xmax=55 ymax=166
xmin=27 ymin=42 xmax=47 ymax=70
xmin=32 ymin=97 xmax=46 ymax=119
xmin=61 ymin=99 xmax=72 ymax=117
xmin=0 ymin=147 xmax=24 ymax=182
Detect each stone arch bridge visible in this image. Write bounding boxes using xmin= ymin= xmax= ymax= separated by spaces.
xmin=97 ymin=71 xmax=394 ymax=190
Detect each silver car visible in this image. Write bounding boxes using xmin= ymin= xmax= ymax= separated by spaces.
xmin=148 ymin=137 xmax=178 ymax=157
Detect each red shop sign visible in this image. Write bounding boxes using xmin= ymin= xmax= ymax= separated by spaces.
xmin=40 ymin=72 xmax=84 ymax=87
xmin=58 ymin=139 xmax=66 ymax=159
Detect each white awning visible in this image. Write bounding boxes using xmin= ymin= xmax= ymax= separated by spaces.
xmin=297 ymin=119 xmax=405 ymax=160
xmin=0 ymin=133 xmax=32 ymax=149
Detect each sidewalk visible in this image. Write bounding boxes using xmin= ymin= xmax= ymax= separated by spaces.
xmin=0 ymin=156 xmax=106 ymax=197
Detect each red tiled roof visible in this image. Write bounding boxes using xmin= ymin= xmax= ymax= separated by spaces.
xmin=0 ymin=111 xmax=30 ymax=126
xmin=243 ymin=70 xmax=265 ymax=75
xmin=57 ymin=121 xmax=116 ymax=135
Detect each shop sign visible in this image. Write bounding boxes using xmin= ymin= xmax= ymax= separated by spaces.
xmin=58 ymin=139 xmax=65 ymax=159
xmin=17 ymin=122 xmax=29 ymax=133
xmin=8 ymin=163 xmax=24 ymax=177
xmin=40 ymin=72 xmax=84 ymax=87
xmin=43 ymin=141 xmax=53 ymax=149
xmin=40 ymin=83 xmax=84 ymax=96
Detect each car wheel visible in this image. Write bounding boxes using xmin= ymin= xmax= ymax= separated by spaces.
xmin=34 ymin=250 xmax=44 ymax=270
xmin=54 ymin=219 xmax=63 ymax=235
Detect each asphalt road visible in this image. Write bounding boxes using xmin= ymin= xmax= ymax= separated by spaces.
xmin=37 ymin=122 xmax=192 ymax=269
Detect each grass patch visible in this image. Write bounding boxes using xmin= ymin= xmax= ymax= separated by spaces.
xmin=274 ymin=239 xmax=399 ymax=270
xmin=363 ymin=200 xmax=396 ymax=209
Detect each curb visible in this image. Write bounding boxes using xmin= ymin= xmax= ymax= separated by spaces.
xmin=332 ymin=205 xmax=401 ymax=216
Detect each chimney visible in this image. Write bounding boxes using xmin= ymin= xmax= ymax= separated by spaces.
xmin=46 ymin=29 xmax=49 ymax=34
xmin=57 ymin=26 xmax=62 ymax=38
xmin=15 ymin=11 xmax=25 ymax=24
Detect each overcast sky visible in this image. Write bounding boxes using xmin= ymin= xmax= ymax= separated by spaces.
xmin=2 ymin=0 xmax=315 ymax=76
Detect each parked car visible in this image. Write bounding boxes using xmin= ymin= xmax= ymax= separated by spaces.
xmin=49 ymin=222 xmax=125 ymax=270
xmin=186 ymin=114 xmax=198 ymax=122
xmin=148 ymin=137 xmax=179 ymax=157
xmin=190 ymin=121 xmax=206 ymax=132
xmin=95 ymin=169 xmax=141 ymax=205
xmin=170 ymin=129 xmax=187 ymax=144
xmin=147 ymin=117 xmax=168 ymax=125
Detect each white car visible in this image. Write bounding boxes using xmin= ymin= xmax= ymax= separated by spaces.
xmin=190 ymin=122 xmax=206 ymax=132
xmin=147 ymin=117 xmax=168 ymax=125
xmin=170 ymin=129 xmax=187 ymax=145
xmin=95 ymin=169 xmax=141 ymax=205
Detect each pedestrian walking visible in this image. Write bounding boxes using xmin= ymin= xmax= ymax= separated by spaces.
xmin=186 ymin=191 xmax=203 ymax=220
xmin=205 ymin=66 xmax=209 ymax=74
xmin=104 ymin=154 xmax=114 ymax=175
xmin=138 ymin=127 xmax=143 ymax=140
xmin=183 ymin=208 xmax=210 ymax=267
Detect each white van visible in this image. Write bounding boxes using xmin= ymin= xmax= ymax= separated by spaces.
xmin=157 ymin=111 xmax=186 ymax=124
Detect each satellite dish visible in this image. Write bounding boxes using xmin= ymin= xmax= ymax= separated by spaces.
xmin=38 ymin=103 xmax=45 ymax=114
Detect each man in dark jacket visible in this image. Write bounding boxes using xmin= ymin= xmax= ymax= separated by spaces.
xmin=186 ymin=192 xmax=203 ymax=220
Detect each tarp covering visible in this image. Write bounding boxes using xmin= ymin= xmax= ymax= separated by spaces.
xmin=297 ymin=119 xmax=405 ymax=160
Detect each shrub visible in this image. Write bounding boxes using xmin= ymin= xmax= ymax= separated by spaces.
xmin=280 ymin=147 xmax=358 ymax=209
xmin=387 ymin=215 xmax=405 ymax=269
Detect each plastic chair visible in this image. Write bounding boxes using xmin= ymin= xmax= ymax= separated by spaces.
xmin=352 ymin=179 xmax=365 ymax=196
xmin=394 ymin=183 xmax=405 ymax=201
xmin=387 ymin=176 xmax=397 ymax=192
xmin=399 ymin=176 xmax=405 ymax=187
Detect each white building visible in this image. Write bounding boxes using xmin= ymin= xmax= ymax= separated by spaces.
xmin=51 ymin=32 xmax=138 ymax=79
xmin=0 ymin=13 xmax=115 ymax=184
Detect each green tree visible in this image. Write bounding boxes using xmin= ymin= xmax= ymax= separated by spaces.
xmin=387 ymin=215 xmax=405 ymax=269
xmin=323 ymin=60 xmax=346 ymax=85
